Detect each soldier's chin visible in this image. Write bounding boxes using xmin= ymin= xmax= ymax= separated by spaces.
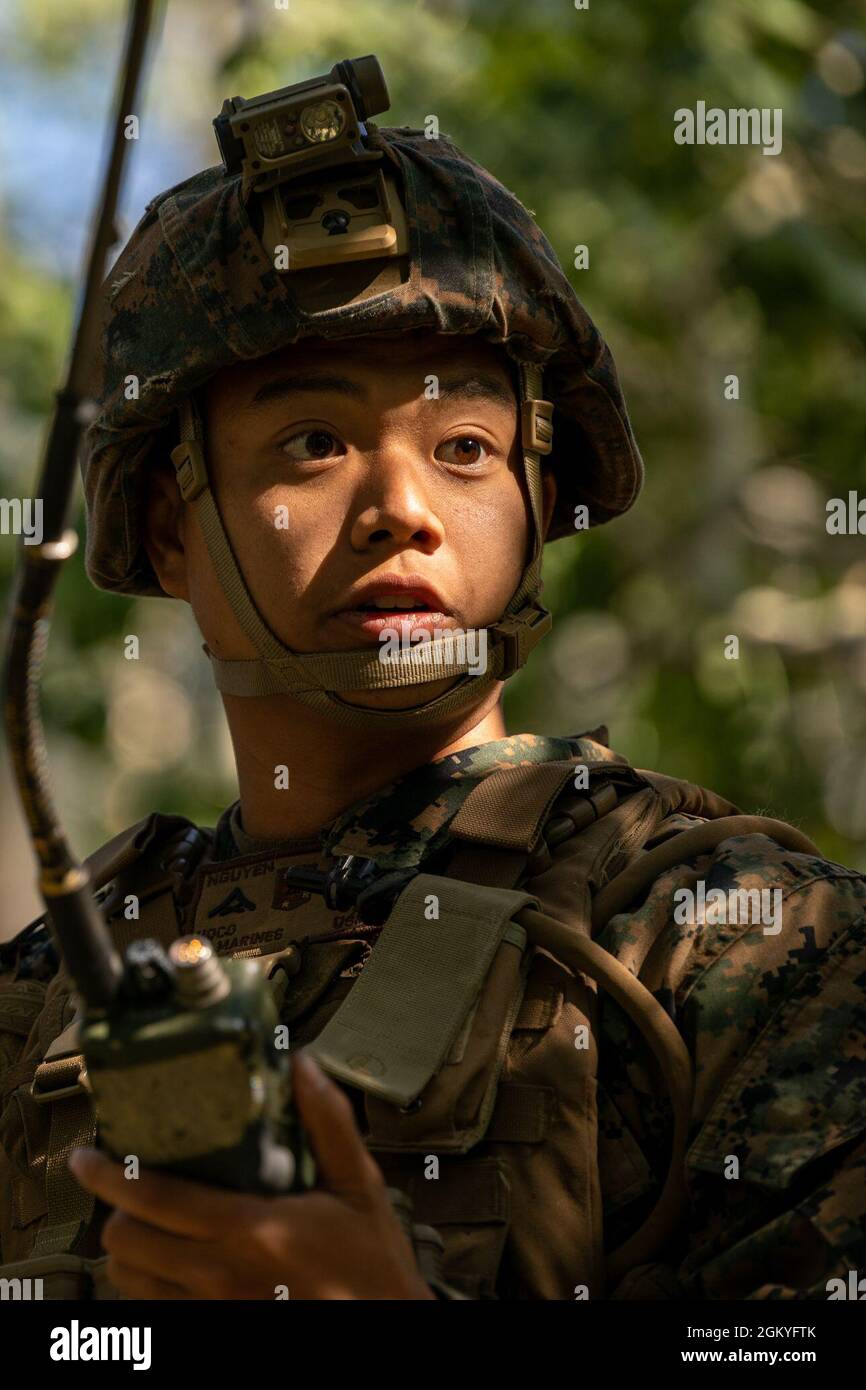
xmin=337 ymin=676 xmax=461 ymax=711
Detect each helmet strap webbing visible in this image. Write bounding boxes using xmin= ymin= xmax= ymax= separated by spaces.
xmin=170 ymin=362 xmax=553 ymax=729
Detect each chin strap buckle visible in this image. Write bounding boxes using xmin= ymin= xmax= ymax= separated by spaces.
xmin=521 ymin=398 xmax=554 ymax=455
xmin=170 ymin=439 xmax=209 ymax=502
xmin=490 ymin=602 xmax=553 ymax=679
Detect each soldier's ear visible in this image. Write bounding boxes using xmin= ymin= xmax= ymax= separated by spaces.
xmin=144 ymin=460 xmax=191 ymax=601
xmin=540 ymin=464 xmax=557 ymax=540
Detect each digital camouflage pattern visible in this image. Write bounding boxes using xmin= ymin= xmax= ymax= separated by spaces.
xmin=203 ymin=729 xmax=866 ymax=1298
xmin=595 ymin=830 xmax=866 ymax=1297
xmin=83 ymin=124 xmax=643 ymax=598
xmin=2 ymin=731 xmax=864 ymax=1297
xmin=212 ymin=732 xmax=584 ymax=864
xmin=6 ymin=50 xmax=859 ymax=1302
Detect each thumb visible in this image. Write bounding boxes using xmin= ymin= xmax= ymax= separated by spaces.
xmin=292 ymin=1049 xmax=382 ymax=1196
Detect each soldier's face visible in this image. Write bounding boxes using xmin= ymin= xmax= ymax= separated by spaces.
xmin=147 ymin=332 xmax=555 ymax=710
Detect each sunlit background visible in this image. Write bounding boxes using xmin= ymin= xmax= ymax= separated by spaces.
xmin=1 ymin=0 xmax=865 ymax=933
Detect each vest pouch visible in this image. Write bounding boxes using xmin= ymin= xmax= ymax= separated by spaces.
xmin=309 ymin=875 xmax=537 ymax=1138
xmin=364 ymin=926 xmax=530 ymax=1154
xmin=375 ymin=1152 xmax=511 ymax=1298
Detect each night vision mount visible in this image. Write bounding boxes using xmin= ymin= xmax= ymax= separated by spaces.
xmin=213 ymin=54 xmax=408 ymax=272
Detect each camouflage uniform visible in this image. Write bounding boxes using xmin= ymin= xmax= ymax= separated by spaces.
xmin=154 ymin=736 xmax=866 ymax=1299
xmin=2 ymin=728 xmax=864 ymax=1298
xmin=1 ymin=75 xmax=864 ymax=1299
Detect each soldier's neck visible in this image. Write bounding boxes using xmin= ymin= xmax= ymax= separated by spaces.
xmin=222 ymin=690 xmax=508 ymax=842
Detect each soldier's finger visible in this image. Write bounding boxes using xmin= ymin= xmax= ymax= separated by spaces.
xmin=68 ymin=1147 xmax=254 ymax=1238
xmin=105 ymin=1257 xmax=192 ymax=1301
xmin=101 ymin=1209 xmax=216 ymax=1292
xmin=292 ymin=1050 xmax=383 ymax=1196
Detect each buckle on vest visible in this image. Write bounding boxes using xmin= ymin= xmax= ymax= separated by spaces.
xmin=30 ymin=1055 xmax=88 ymax=1105
xmin=280 ymin=855 xmax=418 ymax=925
xmin=490 ymin=603 xmax=552 ymax=679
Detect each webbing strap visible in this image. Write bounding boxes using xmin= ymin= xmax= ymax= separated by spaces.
xmin=84 ymin=816 xmax=154 ymax=894
xmin=204 ymin=593 xmax=551 ymax=706
xmin=512 ymin=361 xmax=546 ymax=609
xmin=172 ymin=360 xmax=553 ymax=727
xmin=308 ymin=874 xmax=537 ymax=1106
xmin=446 ymin=764 xmax=624 ymax=890
xmin=207 ymin=631 xmax=502 ymax=695
xmin=450 ymin=760 xmax=588 ymax=851
xmin=29 ymin=1084 xmax=96 ymax=1258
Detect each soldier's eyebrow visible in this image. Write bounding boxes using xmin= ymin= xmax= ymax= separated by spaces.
xmin=437 ymin=374 xmax=516 ymax=411
xmin=249 ymin=373 xmax=366 ymax=407
xmin=246 ymin=371 xmax=515 ymax=411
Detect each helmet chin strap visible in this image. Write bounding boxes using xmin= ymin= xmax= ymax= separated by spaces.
xmin=170 ymin=362 xmax=554 ymax=731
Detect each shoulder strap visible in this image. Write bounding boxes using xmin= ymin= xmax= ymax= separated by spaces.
xmin=88 ymin=814 xmax=169 ymax=890
xmin=6 ymin=813 xmax=209 ymax=956
xmin=445 ymin=756 xmax=638 ymax=889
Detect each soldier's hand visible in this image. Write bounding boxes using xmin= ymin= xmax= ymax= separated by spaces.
xmin=67 ymin=1050 xmax=435 ymax=1300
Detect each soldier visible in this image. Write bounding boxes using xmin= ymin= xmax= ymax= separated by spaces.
xmin=1 ymin=57 xmax=864 ymax=1302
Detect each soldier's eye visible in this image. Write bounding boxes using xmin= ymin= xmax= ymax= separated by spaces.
xmin=280 ymin=429 xmax=343 ymax=461
xmin=436 ymin=436 xmax=492 ymax=469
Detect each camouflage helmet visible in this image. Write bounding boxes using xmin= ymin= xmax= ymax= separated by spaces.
xmin=83 ymin=61 xmax=643 ymax=729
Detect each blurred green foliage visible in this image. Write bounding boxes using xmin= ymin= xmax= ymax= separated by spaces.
xmin=2 ymin=0 xmax=865 ymax=894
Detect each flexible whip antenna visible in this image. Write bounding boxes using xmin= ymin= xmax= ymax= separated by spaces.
xmin=2 ymin=0 xmax=158 ymax=1008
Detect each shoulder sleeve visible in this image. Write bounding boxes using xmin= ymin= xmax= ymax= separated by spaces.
xmin=597 ymin=830 xmax=866 ymax=1297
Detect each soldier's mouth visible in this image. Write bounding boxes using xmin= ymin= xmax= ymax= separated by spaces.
xmin=357 ymin=601 xmax=431 ymax=611
xmin=328 ymin=577 xmax=454 ymax=634
xmin=329 ymin=608 xmax=453 ymax=638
